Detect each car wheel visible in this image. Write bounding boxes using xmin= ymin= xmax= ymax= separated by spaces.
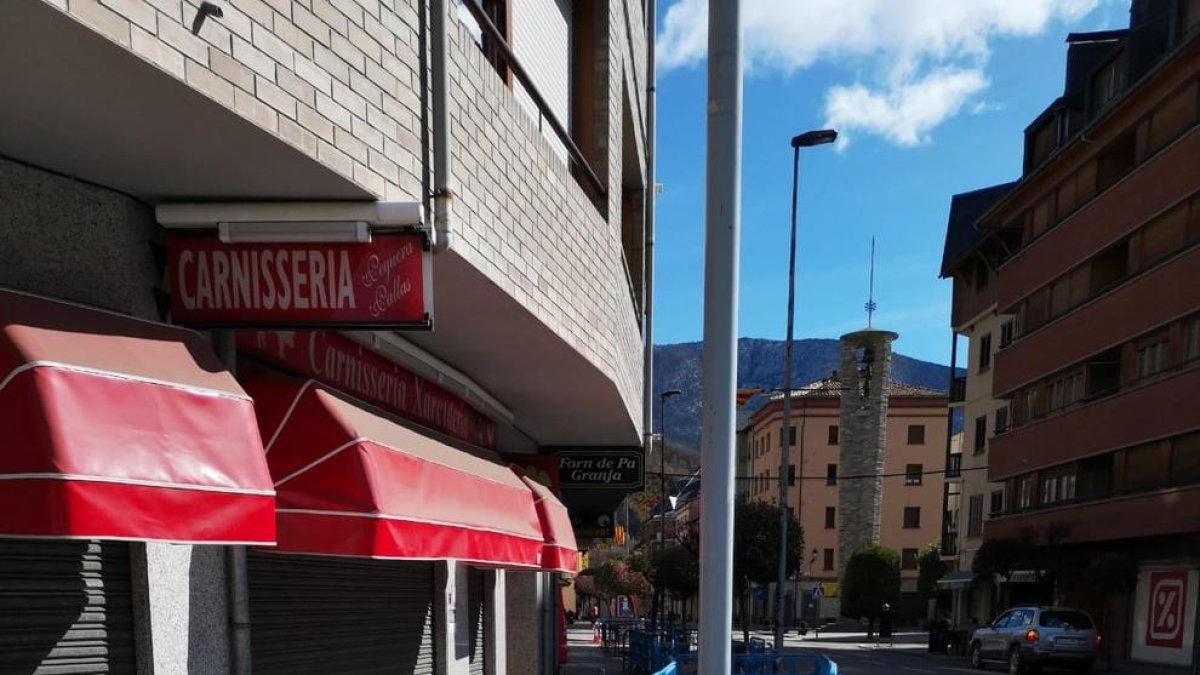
xmin=1008 ymin=647 xmax=1024 ymax=675
xmin=970 ymin=643 xmax=986 ymax=670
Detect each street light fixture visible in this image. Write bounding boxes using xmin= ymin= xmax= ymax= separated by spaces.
xmin=775 ymin=128 xmax=837 ymax=650
xmin=659 ymin=388 xmax=682 ymax=625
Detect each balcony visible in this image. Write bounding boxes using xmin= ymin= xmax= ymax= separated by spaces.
xmin=990 ymin=363 xmax=1200 ymax=479
xmin=994 ymin=245 xmax=1200 ymax=395
xmin=987 ymin=483 xmax=1200 ymax=545
xmin=949 ymin=376 xmax=967 ymax=404
xmin=941 ymin=531 xmax=960 ymax=558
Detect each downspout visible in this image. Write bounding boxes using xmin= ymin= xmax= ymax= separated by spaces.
xmin=642 ymin=0 xmax=657 ymax=460
xmin=430 ymin=0 xmax=453 ymax=253
xmin=212 ymin=330 xmax=251 ymax=675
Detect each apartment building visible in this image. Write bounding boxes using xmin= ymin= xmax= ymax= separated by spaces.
xmin=0 ymin=0 xmax=649 ymax=673
xmin=938 ymin=182 xmax=1021 ymax=628
xmin=745 ymin=378 xmax=948 ymax=621
xmin=948 ymin=0 xmax=1200 ymax=666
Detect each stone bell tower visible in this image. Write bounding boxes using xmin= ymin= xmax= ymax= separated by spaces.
xmin=837 ymin=327 xmax=898 ymax=577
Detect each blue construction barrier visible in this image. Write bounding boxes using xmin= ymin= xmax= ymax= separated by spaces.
xmin=639 ymin=632 xmax=838 ymax=675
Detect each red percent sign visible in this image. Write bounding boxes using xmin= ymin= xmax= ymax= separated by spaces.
xmin=1146 ymin=571 xmax=1188 ymax=649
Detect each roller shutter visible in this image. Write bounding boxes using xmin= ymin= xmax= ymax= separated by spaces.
xmin=247 ymin=551 xmax=436 ymax=675
xmin=468 ymin=569 xmax=486 ymax=675
xmin=0 ymin=540 xmax=136 ymax=675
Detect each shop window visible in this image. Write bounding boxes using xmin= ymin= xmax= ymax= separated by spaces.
xmin=908 ymin=424 xmax=926 ymax=445
xmin=989 ymin=489 xmax=1005 ymax=516
xmin=901 ymin=548 xmax=919 ymax=571
xmin=825 ymin=507 xmax=836 ymax=529
xmin=905 ymin=464 xmax=923 ymax=486
xmin=974 ymin=416 xmax=987 ymax=453
xmin=967 ymin=495 xmax=984 ymax=537
xmin=978 ymin=333 xmax=993 ymax=371
xmin=827 ymin=425 xmax=839 ymax=445
xmin=826 ymin=464 xmax=837 ymax=486
xmin=823 ymin=548 xmax=835 ymax=571
xmin=903 ymin=507 xmax=921 ymax=529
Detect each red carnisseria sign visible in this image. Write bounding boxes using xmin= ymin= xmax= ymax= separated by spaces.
xmin=168 ymin=234 xmax=428 ymax=326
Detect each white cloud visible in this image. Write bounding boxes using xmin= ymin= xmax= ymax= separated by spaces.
xmin=657 ymin=0 xmax=1107 ymax=146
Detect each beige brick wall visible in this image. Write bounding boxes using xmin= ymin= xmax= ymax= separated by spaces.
xmin=48 ymin=0 xmax=646 ymax=429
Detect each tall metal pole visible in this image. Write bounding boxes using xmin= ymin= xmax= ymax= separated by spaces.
xmin=642 ymin=0 xmax=658 ymax=502
xmin=773 ymin=144 xmax=801 ymax=649
xmin=698 ymin=0 xmax=742 ymax=670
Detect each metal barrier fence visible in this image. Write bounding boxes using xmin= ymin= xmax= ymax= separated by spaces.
xmin=638 ymin=630 xmax=839 ymax=675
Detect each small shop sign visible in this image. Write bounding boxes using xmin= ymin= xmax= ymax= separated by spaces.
xmin=168 ymin=232 xmax=432 ymax=328
xmin=557 ymin=451 xmax=643 ymax=490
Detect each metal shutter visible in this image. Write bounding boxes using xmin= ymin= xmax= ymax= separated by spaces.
xmin=247 ymin=551 xmax=436 ymax=675
xmin=0 ymin=540 xmax=136 ymax=675
xmin=467 ymin=569 xmax=485 ymax=675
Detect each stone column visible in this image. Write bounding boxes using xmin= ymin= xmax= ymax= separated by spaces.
xmin=837 ymin=328 xmax=899 ymax=577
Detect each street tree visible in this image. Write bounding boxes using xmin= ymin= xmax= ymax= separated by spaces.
xmin=917 ymin=541 xmax=946 ymax=600
xmin=733 ymin=499 xmax=803 ymax=643
xmin=638 ymin=544 xmax=700 ymax=623
xmin=841 ymin=544 xmax=901 ymax=637
xmin=589 ymin=558 xmax=652 ymax=617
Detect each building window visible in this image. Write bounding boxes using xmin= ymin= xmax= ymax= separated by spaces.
xmin=825 ymin=507 xmax=836 ymax=529
xmin=780 ymin=425 xmax=797 ymax=448
xmin=1136 ymin=340 xmax=1169 ymax=379
xmin=827 ymin=425 xmax=839 ymax=445
xmin=989 ymin=489 xmax=1005 ymax=515
xmin=823 ymin=548 xmax=835 ymax=571
xmin=1049 ymin=371 xmax=1085 ymax=411
xmin=1000 ymin=320 xmax=1015 ymax=348
xmin=907 ymin=425 xmax=926 ymax=445
xmin=901 ymin=548 xmax=919 ymax=571
xmin=979 ymin=333 xmax=993 ymax=371
xmin=995 ymin=406 xmax=1009 ymax=434
xmin=903 ymin=507 xmax=921 ymax=529
xmin=967 ymin=495 xmax=984 ymax=537
xmin=1186 ymin=319 xmax=1199 ymax=362
xmin=905 ymin=464 xmax=923 ymax=486
xmin=1017 ymin=476 xmax=1034 ymax=509
xmin=1041 ymin=475 xmax=1059 ymax=504
xmin=826 ymin=463 xmax=837 ymax=486
xmin=974 ymin=416 xmax=987 ymax=454
xmin=787 ymin=464 xmax=796 ymax=487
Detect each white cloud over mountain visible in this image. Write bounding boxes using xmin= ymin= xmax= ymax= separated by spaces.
xmin=656 ymin=0 xmax=1107 ymax=146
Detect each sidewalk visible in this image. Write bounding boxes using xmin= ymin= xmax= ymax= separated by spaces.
xmin=563 ymin=624 xmax=627 ymax=675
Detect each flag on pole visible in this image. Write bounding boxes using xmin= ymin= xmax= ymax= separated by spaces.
xmin=736 ymin=388 xmax=764 ymax=406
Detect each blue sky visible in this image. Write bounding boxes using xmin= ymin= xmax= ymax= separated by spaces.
xmin=651 ymin=0 xmax=1128 ymax=364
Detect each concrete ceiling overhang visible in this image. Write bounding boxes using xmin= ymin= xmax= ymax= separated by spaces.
xmin=0 ymin=0 xmax=369 ymax=202
xmin=407 ymin=250 xmax=640 ymax=448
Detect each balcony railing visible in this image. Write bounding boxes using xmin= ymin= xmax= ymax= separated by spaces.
xmin=949 ymin=376 xmax=967 ymax=403
xmin=945 ymin=454 xmax=963 ymax=479
xmin=461 ymin=0 xmax=607 ymax=202
xmin=941 ymin=532 xmax=960 ymax=557
xmin=992 ymin=478 xmax=1200 ymax=519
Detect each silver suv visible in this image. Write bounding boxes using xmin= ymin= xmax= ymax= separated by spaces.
xmin=969 ymin=606 xmax=1099 ymax=674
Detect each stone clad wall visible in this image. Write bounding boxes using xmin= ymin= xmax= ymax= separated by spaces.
xmin=837 ymin=330 xmax=897 ymax=576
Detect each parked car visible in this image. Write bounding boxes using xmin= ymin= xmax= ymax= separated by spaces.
xmin=969 ymin=606 xmax=1099 ymax=674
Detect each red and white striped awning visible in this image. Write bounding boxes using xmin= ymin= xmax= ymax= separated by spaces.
xmin=520 ymin=475 xmax=579 ymax=573
xmin=242 ymin=365 xmax=547 ymax=566
xmin=0 ymin=289 xmax=275 ymax=544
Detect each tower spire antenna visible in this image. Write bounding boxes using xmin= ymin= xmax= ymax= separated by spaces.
xmin=865 ymin=236 xmax=877 ymax=327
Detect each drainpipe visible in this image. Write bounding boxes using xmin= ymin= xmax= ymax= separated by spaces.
xmin=430 ymin=0 xmax=453 ymax=254
xmin=211 ymin=330 xmax=252 ymax=675
xmin=642 ymin=0 xmax=657 ymax=465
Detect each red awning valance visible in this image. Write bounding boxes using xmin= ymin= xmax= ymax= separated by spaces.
xmin=0 ymin=289 xmax=275 ymax=544
xmin=520 ymin=476 xmax=579 ymax=573
xmin=242 ymin=366 xmax=546 ymax=567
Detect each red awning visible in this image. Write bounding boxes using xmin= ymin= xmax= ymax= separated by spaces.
xmin=242 ymin=366 xmax=546 ymax=566
xmin=0 ymin=289 xmax=275 ymax=544
xmin=520 ymin=476 xmax=579 ymax=573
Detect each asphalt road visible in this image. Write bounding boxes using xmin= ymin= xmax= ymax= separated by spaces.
xmin=790 ymin=643 xmax=977 ymax=675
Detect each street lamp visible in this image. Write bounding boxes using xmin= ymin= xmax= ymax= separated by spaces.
xmin=774 ymin=128 xmax=837 ymax=650
xmin=659 ymin=388 xmax=681 ymax=625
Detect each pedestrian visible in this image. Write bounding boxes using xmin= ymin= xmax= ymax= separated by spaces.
xmin=879 ymin=603 xmax=894 ymax=647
